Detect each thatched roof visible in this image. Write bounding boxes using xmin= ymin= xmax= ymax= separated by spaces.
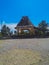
xmin=17 ymin=16 xmax=33 ymax=26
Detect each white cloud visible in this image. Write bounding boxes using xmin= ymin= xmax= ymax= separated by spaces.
xmin=47 ymin=27 xmax=49 ymax=29
xmin=6 ymin=23 xmax=17 ymax=29
xmin=0 ymin=23 xmax=17 ymax=32
xmin=6 ymin=23 xmax=17 ymax=32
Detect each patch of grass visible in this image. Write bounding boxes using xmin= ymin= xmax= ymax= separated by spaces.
xmin=0 ymin=40 xmax=3 ymax=48
xmin=0 ymin=49 xmax=44 ymax=65
xmin=0 ymin=40 xmax=3 ymax=44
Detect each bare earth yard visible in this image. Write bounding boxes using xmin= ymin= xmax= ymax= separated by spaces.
xmin=0 ymin=38 xmax=49 ymax=65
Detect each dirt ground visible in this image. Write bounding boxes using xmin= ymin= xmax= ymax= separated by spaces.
xmin=0 ymin=38 xmax=49 ymax=65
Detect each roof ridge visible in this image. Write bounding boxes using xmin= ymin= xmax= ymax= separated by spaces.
xmin=17 ymin=16 xmax=33 ymax=26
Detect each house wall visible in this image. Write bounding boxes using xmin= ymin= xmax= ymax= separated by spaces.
xmin=16 ymin=26 xmax=35 ymax=35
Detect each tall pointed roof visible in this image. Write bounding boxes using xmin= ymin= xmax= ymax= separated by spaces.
xmin=17 ymin=16 xmax=33 ymax=26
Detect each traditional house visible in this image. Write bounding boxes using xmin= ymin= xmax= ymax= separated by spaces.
xmin=15 ymin=16 xmax=36 ymax=36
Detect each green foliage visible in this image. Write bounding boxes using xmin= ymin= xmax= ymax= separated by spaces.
xmin=0 ymin=33 xmax=1 ymax=36
xmin=14 ymin=31 xmax=17 ymax=36
xmin=1 ymin=25 xmax=10 ymax=37
xmin=21 ymin=30 xmax=30 ymax=36
xmin=10 ymin=31 xmax=13 ymax=36
xmin=38 ymin=20 xmax=48 ymax=37
xmin=38 ymin=20 xmax=48 ymax=32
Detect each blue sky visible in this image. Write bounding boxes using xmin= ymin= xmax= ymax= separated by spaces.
xmin=0 ymin=0 xmax=49 ymax=27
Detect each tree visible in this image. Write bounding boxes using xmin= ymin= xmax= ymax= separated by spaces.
xmin=14 ymin=31 xmax=17 ymax=35
xmin=6 ymin=27 xmax=10 ymax=36
xmin=38 ymin=20 xmax=48 ymax=37
xmin=1 ymin=25 xmax=10 ymax=37
xmin=10 ymin=31 xmax=13 ymax=36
